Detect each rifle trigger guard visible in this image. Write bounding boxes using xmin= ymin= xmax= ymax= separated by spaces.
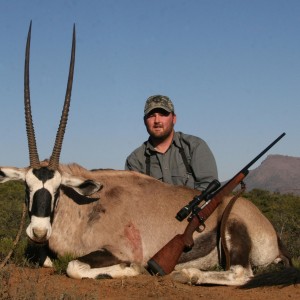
xmin=196 ymin=223 xmax=205 ymax=233
xmin=195 ymin=214 xmax=206 ymax=232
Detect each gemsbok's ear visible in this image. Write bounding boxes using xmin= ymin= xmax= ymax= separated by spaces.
xmin=61 ymin=172 xmax=102 ymax=196
xmin=0 ymin=167 xmax=27 ymax=183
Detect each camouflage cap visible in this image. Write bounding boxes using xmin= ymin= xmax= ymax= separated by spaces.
xmin=144 ymin=95 xmax=175 ymax=116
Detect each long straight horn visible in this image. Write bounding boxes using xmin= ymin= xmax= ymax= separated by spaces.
xmin=24 ymin=21 xmax=40 ymax=168
xmin=48 ymin=25 xmax=76 ymax=170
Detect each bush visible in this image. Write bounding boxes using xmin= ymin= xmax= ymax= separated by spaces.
xmin=0 ymin=181 xmax=27 ymax=239
xmin=0 ymin=181 xmax=30 ymax=265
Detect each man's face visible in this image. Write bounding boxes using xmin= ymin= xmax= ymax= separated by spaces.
xmin=144 ymin=108 xmax=176 ymax=140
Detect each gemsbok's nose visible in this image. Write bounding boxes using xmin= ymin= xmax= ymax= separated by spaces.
xmin=32 ymin=227 xmax=48 ymax=240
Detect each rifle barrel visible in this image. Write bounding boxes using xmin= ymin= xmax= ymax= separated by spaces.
xmin=210 ymin=132 xmax=286 ymax=198
xmin=242 ymin=132 xmax=286 ymax=172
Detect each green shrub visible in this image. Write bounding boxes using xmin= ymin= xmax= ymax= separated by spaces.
xmin=0 ymin=181 xmax=30 ymax=266
xmin=0 ymin=237 xmax=14 ymax=260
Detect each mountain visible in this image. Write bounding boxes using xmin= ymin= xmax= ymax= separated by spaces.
xmin=243 ymin=154 xmax=300 ymax=195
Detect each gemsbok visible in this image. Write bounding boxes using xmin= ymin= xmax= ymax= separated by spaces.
xmin=0 ymin=23 xmax=296 ymax=286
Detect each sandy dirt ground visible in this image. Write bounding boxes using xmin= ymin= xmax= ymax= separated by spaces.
xmin=0 ymin=265 xmax=299 ymax=300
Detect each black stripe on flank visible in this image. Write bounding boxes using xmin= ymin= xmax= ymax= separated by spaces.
xmin=227 ymin=219 xmax=251 ymax=268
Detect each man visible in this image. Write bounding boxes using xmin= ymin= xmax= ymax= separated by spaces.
xmin=125 ymin=95 xmax=218 ymax=191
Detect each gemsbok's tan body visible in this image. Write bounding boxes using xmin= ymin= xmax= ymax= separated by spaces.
xmin=0 ymin=23 xmax=294 ymax=286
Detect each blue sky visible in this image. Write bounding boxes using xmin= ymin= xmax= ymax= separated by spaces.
xmin=0 ymin=0 xmax=299 ymax=181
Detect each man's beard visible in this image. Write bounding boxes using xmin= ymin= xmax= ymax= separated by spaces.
xmin=148 ymin=126 xmax=174 ymax=142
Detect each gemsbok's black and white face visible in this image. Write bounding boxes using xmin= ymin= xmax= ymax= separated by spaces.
xmin=0 ymin=164 xmax=101 ymax=243
xmin=0 ymin=22 xmax=101 ymax=243
xmin=24 ymin=167 xmax=61 ymax=242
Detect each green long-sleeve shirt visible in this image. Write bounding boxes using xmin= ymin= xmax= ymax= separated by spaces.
xmin=125 ymin=131 xmax=218 ymax=191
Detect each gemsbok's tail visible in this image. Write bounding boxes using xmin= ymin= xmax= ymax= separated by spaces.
xmin=240 ymin=267 xmax=300 ymax=289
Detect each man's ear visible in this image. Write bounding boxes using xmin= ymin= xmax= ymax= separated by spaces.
xmin=172 ymin=113 xmax=177 ymax=125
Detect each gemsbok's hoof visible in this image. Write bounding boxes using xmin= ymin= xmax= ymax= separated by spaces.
xmin=171 ymin=268 xmax=202 ymax=285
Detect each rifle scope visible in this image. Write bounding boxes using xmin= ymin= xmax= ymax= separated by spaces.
xmin=176 ymin=179 xmax=221 ymax=221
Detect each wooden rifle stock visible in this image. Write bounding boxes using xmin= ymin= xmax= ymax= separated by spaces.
xmin=147 ymin=133 xmax=286 ymax=276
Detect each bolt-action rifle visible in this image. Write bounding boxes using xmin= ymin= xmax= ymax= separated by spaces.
xmin=147 ymin=133 xmax=286 ymax=275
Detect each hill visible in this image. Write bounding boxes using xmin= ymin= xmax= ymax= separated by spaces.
xmin=244 ymin=154 xmax=300 ymax=195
